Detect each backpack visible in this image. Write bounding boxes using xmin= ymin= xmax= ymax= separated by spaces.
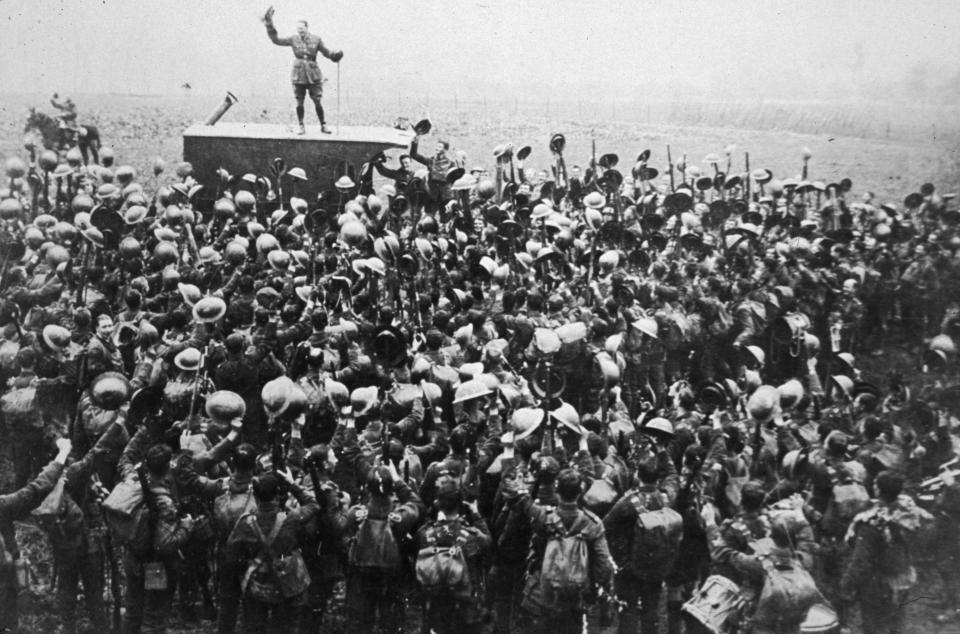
xmin=821 ymin=462 xmax=870 ymax=537
xmin=539 ymin=511 xmax=591 ymax=608
xmin=241 ymin=512 xmax=311 ymax=603
xmin=752 ymin=556 xmax=820 ymax=630
xmin=32 ymin=473 xmax=85 ymax=549
xmin=213 ymin=483 xmax=256 ymax=539
xmin=0 ymin=382 xmax=38 ymax=429
xmin=415 ymin=520 xmax=470 ymax=596
xmin=349 ymin=507 xmax=403 ymax=573
xmin=582 ymin=476 xmax=618 ymax=517
xmin=102 ymin=477 xmax=152 ymax=553
xmin=630 ymin=494 xmax=683 ymax=579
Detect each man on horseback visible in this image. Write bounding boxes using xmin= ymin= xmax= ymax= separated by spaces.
xmin=24 ymin=97 xmax=101 ymax=165
xmin=50 ymin=93 xmax=79 ymax=133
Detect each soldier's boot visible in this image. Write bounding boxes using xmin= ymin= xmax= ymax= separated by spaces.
xmin=298 ymin=122 xmax=306 ymax=135
xmin=321 ymin=124 xmax=331 ymax=134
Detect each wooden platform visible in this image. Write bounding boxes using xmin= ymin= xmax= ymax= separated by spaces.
xmin=182 ymin=122 xmax=413 ymax=205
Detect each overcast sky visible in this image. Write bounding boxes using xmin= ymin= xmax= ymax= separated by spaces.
xmin=1 ymin=0 xmax=959 ymax=100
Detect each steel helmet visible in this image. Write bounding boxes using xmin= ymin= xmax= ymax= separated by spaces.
xmin=198 ymin=246 xmax=219 ymax=265
xmin=34 ymin=213 xmax=57 ymax=230
xmin=598 ymin=250 xmax=619 ymax=269
xmin=512 ymin=407 xmax=546 ymax=440
xmin=90 ymin=371 xmax=131 ymax=410
xmin=192 ymin=296 xmax=227 ymax=323
xmin=804 ymin=333 xmax=820 ymax=357
xmin=4 ymin=157 xmax=26 ymax=179
xmin=224 ymin=240 xmax=247 ymax=265
xmin=45 ymin=244 xmax=70 ymax=268
xmin=365 ymin=257 xmax=386 ymax=277
xmin=153 ymin=241 xmax=178 ymax=265
xmin=453 ymin=379 xmax=492 ymax=404
xmin=262 ymin=376 xmax=298 ymax=418
xmin=777 ymin=379 xmax=804 ymax=410
xmin=374 ymin=235 xmax=400 ymax=263
xmin=418 ymin=380 xmax=442 ymax=407
xmin=161 ymin=266 xmax=181 ymax=286
xmin=835 ymin=352 xmax=856 ymax=375
xmin=287 ymin=166 xmax=307 ymax=181
xmin=631 ymin=317 xmax=658 ymax=339
xmin=42 ymin=325 xmax=72 ymax=351
xmin=549 ymin=402 xmax=582 ymax=433
xmin=644 ymin=417 xmax=674 ymax=436
xmin=781 ymin=449 xmax=803 ymax=479
xmin=177 ymin=283 xmax=202 ymax=306
xmin=325 ymin=379 xmax=350 ymax=412
xmin=744 ymin=345 xmax=765 ymax=367
xmin=205 ymin=390 xmax=246 ymax=422
xmin=747 ymin=385 xmax=780 ymax=424
xmin=340 ymin=220 xmax=367 ymax=247
xmin=124 ymin=205 xmax=148 ymax=225
xmin=0 ymin=198 xmax=23 ymax=220
xmin=255 ymin=233 xmax=279 ymax=254
xmin=350 ymin=386 xmax=379 ymax=417
xmin=22 ymin=226 xmax=43 ymax=249
xmin=64 ymin=147 xmax=83 ymax=167
xmin=930 ymin=334 xmax=957 ymax=355
xmin=69 ymin=193 xmax=94 ymax=215
xmin=476 ymin=179 xmax=496 ymax=200
xmin=831 ymin=375 xmax=854 ymax=398
xmin=114 ymin=165 xmax=136 ymax=184
xmin=584 ymin=191 xmax=605 ymax=209
xmin=174 ymin=347 xmax=202 ymax=371
xmin=234 ymin=190 xmax=256 ymax=212
xmin=174 ymin=161 xmax=193 ymax=178
xmin=214 ymin=197 xmax=236 ymax=219
xmin=266 ymin=249 xmax=290 ymax=271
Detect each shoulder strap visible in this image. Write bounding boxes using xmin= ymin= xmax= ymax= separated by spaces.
xmin=248 ymin=512 xmax=287 ymax=555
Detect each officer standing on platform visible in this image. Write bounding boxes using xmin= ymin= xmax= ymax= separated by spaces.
xmin=263 ymin=6 xmax=343 ymax=135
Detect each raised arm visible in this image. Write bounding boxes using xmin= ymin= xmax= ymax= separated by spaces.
xmin=0 ymin=439 xmax=71 ymax=521
xmin=264 ymin=10 xmax=292 ymax=46
xmin=408 ymin=138 xmax=430 ymax=166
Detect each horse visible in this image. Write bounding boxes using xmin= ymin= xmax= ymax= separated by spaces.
xmin=23 ymin=108 xmax=101 ymax=165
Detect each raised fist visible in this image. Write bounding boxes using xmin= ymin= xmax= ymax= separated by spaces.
xmin=55 ymin=437 xmax=72 ymax=455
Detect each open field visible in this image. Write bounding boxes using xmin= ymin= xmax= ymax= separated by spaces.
xmin=2 ymin=93 xmax=958 ymax=205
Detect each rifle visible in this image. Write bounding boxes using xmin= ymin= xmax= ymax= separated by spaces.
xmin=75 ymin=242 xmax=89 ymax=304
xmin=667 ymin=145 xmax=675 ymax=192
xmin=187 ymin=345 xmax=208 ymax=420
xmin=271 ymin=420 xmax=285 ymax=472
xmin=92 ymin=474 xmax=122 ymax=633
xmin=68 ymin=351 xmax=88 ymax=440
xmin=306 ymin=459 xmax=327 ymax=511
xmin=744 ymin=152 xmax=751 ymax=202
xmin=590 ymin=138 xmax=597 ymax=187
